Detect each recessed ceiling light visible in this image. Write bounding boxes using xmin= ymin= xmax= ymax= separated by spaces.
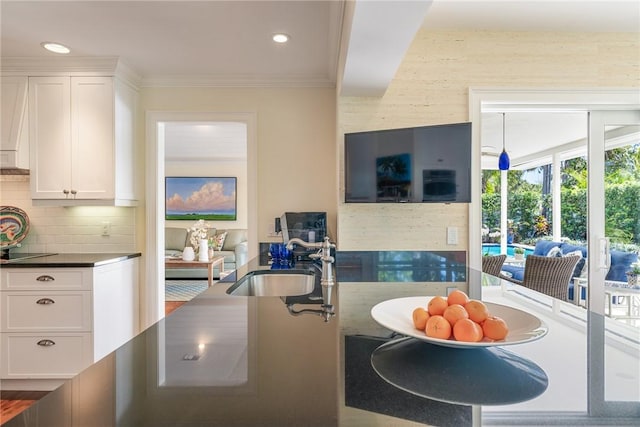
xmin=272 ymin=33 xmax=290 ymax=43
xmin=41 ymin=42 xmax=71 ymax=54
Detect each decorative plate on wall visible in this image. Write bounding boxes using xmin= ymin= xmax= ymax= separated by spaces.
xmin=0 ymin=206 xmax=30 ymax=247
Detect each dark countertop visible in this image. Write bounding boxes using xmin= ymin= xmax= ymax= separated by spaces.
xmin=4 ymin=257 xmax=639 ymax=426
xmin=0 ymin=252 xmax=141 ymax=268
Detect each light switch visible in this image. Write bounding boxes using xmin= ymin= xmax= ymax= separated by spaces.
xmin=101 ymin=221 xmax=111 ymax=236
xmin=447 ymin=226 xmax=458 ymax=245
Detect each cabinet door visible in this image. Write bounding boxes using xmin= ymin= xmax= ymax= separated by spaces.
xmin=1 ymin=76 xmax=28 ymax=157
xmin=1 ymin=333 xmax=93 ymax=378
xmin=1 ymin=291 xmax=92 ymax=332
xmin=29 ymin=76 xmax=71 ymax=199
xmin=71 ymin=77 xmax=115 ymax=199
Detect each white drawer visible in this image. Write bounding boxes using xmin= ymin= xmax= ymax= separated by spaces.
xmin=1 ymin=333 xmax=93 ymax=379
xmin=1 ymin=291 xmax=92 ymax=332
xmin=1 ymin=269 xmax=91 ymax=290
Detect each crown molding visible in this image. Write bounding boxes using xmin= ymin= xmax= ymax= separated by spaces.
xmin=0 ymin=57 xmax=337 ymax=89
xmin=139 ymin=73 xmax=336 ymax=88
xmin=1 ymin=57 xmax=141 ymax=88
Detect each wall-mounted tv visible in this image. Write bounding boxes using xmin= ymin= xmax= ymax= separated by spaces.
xmin=344 ymin=122 xmax=471 ymax=203
xmin=165 ymin=177 xmax=237 ymax=220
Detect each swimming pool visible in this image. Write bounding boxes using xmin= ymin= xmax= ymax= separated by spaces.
xmin=482 ymin=243 xmax=534 ymax=257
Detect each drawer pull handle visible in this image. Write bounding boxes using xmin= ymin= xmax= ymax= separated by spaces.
xmin=36 ymin=275 xmax=55 ymax=282
xmin=37 ymin=339 xmax=56 ymax=347
xmin=36 ymin=298 xmax=55 ymax=305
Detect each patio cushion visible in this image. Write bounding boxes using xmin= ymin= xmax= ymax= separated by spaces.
xmin=606 ymin=250 xmax=638 ymax=282
xmin=563 ymin=249 xmax=586 ymax=279
xmin=546 ymin=246 xmax=562 ymax=257
xmin=548 ymin=246 xmax=586 ymax=279
xmin=501 ymin=264 xmax=525 ymax=281
xmin=560 ymin=243 xmax=588 ymax=258
xmin=533 ymin=240 xmax=562 ymax=256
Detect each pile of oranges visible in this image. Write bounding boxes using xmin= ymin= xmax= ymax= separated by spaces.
xmin=412 ymin=290 xmax=509 ymax=342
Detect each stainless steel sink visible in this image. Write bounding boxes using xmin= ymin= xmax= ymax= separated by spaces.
xmin=226 ymin=269 xmax=316 ymax=297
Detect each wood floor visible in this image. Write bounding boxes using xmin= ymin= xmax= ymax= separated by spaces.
xmin=165 ymin=300 xmax=186 ymax=315
xmin=1 ymin=391 xmax=48 ymax=425
xmin=0 ymin=301 xmax=185 ymax=424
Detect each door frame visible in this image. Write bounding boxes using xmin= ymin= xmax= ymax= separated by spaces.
xmin=588 ymin=109 xmax=640 ymax=417
xmin=144 ymin=111 xmax=258 ymax=328
xmin=469 ymin=88 xmax=640 ymax=421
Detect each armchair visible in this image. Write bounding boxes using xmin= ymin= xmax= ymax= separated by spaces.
xmin=482 ymin=254 xmax=507 ymax=277
xmin=502 ymin=254 xmax=581 ymax=302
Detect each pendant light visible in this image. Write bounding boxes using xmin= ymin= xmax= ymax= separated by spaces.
xmin=498 ymin=112 xmax=510 ymax=171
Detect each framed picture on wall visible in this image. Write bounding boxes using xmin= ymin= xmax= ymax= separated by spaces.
xmin=165 ymin=177 xmax=237 ymax=220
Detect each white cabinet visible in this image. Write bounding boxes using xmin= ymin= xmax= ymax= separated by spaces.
xmin=0 ymin=258 xmax=139 ymax=387
xmin=29 ymin=75 xmax=137 ymax=206
xmin=0 ymin=76 xmax=29 ymax=169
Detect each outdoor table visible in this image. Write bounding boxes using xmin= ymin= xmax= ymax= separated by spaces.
xmin=572 ymin=277 xmax=640 ymax=319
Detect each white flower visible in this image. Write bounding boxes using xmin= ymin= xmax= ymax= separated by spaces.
xmin=188 ymin=220 xmax=212 ymax=248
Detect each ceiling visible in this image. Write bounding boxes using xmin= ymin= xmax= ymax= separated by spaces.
xmin=1 ymin=0 xmax=638 ymax=162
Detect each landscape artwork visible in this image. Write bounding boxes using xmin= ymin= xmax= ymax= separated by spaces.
xmin=376 ymin=153 xmax=412 ymax=202
xmin=165 ymin=177 xmax=237 ymax=220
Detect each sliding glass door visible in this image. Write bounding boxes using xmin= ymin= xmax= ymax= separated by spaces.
xmin=588 ymin=110 xmax=640 ymax=417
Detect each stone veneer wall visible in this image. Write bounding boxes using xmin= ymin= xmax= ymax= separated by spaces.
xmin=337 ymin=30 xmax=640 ymax=252
xmin=0 ymin=177 xmax=136 ymax=253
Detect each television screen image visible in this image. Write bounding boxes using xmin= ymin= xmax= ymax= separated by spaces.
xmin=376 ymin=153 xmax=412 ymax=202
xmin=165 ymin=177 xmax=237 ymax=220
xmin=344 ymin=122 xmax=471 ymax=203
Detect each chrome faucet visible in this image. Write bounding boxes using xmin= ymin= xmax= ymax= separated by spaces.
xmin=286 ymin=236 xmax=336 ymax=321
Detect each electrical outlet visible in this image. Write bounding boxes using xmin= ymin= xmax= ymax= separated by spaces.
xmin=101 ymin=221 xmax=111 ymax=236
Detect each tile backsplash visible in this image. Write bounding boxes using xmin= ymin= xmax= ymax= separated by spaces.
xmin=1 ymin=177 xmax=136 ymax=253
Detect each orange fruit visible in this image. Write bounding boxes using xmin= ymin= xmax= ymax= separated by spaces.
xmin=482 ymin=315 xmax=509 ymax=340
xmin=453 ymin=318 xmax=484 ymax=342
xmin=412 ymin=307 xmax=430 ymax=330
xmin=447 ymin=290 xmax=470 ymax=306
xmin=427 ymin=296 xmax=448 ymax=316
xmin=464 ymin=300 xmax=490 ymax=324
xmin=443 ymin=304 xmax=468 ymax=327
xmin=425 ymin=315 xmax=452 ymax=340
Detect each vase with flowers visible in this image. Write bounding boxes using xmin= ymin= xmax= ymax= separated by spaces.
xmin=188 ymin=219 xmax=212 ymax=255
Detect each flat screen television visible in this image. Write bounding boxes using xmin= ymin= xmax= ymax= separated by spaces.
xmin=344 ymin=122 xmax=471 ymax=203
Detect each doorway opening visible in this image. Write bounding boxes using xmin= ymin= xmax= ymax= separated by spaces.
xmin=145 ymin=111 xmax=258 ymax=327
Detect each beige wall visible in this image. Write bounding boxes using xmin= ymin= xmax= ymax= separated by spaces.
xmin=338 ymin=30 xmax=640 ymax=252
xmin=140 ymin=87 xmax=337 ymax=244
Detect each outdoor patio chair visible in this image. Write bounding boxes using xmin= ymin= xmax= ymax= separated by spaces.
xmin=482 ymin=254 xmax=507 ymax=277
xmin=502 ymin=254 xmax=581 ymax=302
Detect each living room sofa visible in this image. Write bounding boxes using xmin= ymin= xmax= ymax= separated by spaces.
xmin=165 ymin=227 xmax=249 ymax=280
xmin=501 ymin=240 xmax=638 ymax=301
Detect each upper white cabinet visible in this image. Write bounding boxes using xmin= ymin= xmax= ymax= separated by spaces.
xmin=0 ymin=76 xmax=29 ymax=169
xmin=28 ymin=75 xmax=137 ymax=206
